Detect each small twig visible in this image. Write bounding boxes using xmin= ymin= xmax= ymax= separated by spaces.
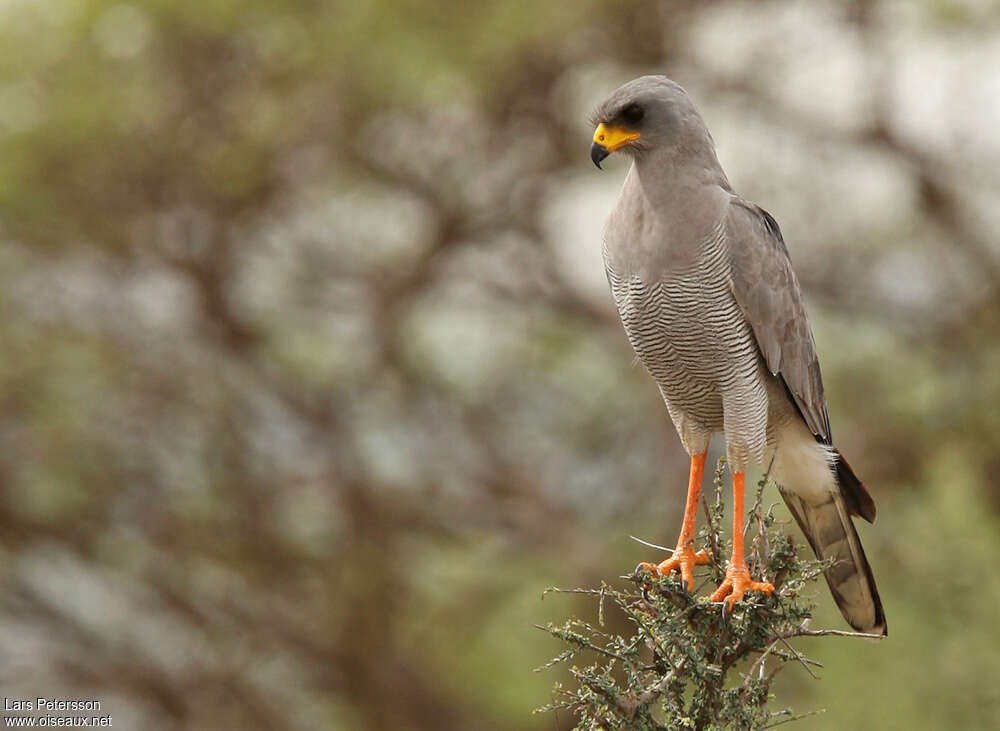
xmin=701 ymin=493 xmax=720 ymax=563
xmin=749 ymin=647 xmax=824 ymax=668
xmin=777 ymin=636 xmax=819 ymax=680
xmin=743 ymin=638 xmax=782 ymax=689
xmin=793 ymin=628 xmax=885 ymax=640
xmin=628 ymin=535 xmax=675 ymax=553
xmin=541 ymin=587 xmax=605 ymax=598
xmin=703 ymin=460 xmax=726 ymax=569
xmin=764 ymin=708 xmax=826 ymax=728
xmin=533 ymin=624 xmax=629 ymax=663
xmin=577 ymin=672 xmax=640 ymax=723
xmin=533 ymin=648 xmax=576 ymax=672
xmin=632 ymin=657 xmax=687 ymax=708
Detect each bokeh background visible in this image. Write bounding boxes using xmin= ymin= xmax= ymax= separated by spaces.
xmin=1 ymin=0 xmax=999 ymax=728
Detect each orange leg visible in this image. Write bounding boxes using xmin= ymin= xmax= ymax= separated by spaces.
xmin=638 ymin=451 xmax=710 ymax=592
xmin=709 ymin=471 xmax=774 ymax=608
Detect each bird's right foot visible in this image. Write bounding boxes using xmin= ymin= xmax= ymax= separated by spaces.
xmin=708 ymin=559 xmax=773 ymax=609
xmin=635 ymin=544 xmax=709 ymax=592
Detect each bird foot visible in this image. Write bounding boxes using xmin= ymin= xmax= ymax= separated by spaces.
xmin=635 ymin=544 xmax=709 ymax=592
xmin=709 ymin=561 xmax=773 ymax=609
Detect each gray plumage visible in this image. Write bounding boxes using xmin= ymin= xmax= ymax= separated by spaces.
xmin=594 ymin=76 xmax=885 ymax=634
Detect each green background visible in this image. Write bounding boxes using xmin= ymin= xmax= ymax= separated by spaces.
xmin=1 ymin=0 xmax=999 ymax=727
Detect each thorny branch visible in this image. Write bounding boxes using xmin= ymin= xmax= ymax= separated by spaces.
xmin=537 ymin=464 xmax=883 ymax=730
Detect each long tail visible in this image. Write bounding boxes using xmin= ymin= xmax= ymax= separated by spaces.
xmin=767 ymin=419 xmax=886 ymax=635
xmin=778 ymin=451 xmax=886 ymax=635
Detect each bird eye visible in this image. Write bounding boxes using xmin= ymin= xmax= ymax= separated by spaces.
xmin=621 ymin=103 xmax=644 ymax=125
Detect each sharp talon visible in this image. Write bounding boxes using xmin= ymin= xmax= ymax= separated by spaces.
xmin=634 ymin=562 xmax=658 ymax=585
xmin=710 ymin=561 xmax=773 ymax=609
xmin=637 ymin=545 xmax=709 ymax=594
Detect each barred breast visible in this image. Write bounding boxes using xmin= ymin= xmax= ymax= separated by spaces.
xmin=603 ymin=223 xmax=769 ymax=469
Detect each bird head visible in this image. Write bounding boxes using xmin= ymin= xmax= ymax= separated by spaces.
xmin=589 ymin=75 xmax=703 ymax=169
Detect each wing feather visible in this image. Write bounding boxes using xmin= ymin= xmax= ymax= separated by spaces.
xmin=726 ymin=198 xmax=832 ymax=442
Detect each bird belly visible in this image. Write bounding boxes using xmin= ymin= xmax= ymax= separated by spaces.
xmin=606 ymin=252 xmax=769 ymax=466
xmin=611 ymin=278 xmax=729 ymax=426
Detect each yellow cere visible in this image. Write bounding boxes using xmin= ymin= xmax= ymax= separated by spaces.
xmin=593 ymin=123 xmax=640 ymax=151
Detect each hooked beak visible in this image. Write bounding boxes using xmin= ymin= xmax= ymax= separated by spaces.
xmin=591 ymin=142 xmax=609 ymax=168
xmin=590 ymin=123 xmax=640 ymax=169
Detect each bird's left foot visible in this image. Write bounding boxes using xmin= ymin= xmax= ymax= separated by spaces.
xmin=709 ymin=561 xmax=773 ymax=609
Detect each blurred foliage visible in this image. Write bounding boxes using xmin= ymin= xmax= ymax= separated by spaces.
xmin=1 ymin=0 xmax=1000 ymax=728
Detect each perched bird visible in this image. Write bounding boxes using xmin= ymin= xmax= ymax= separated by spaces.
xmin=591 ymin=76 xmax=885 ymax=635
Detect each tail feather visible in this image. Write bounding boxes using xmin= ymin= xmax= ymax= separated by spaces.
xmin=767 ymin=420 xmax=886 ymax=635
xmin=834 ymin=449 xmax=876 ymax=523
xmin=779 ymin=485 xmax=886 ymax=635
